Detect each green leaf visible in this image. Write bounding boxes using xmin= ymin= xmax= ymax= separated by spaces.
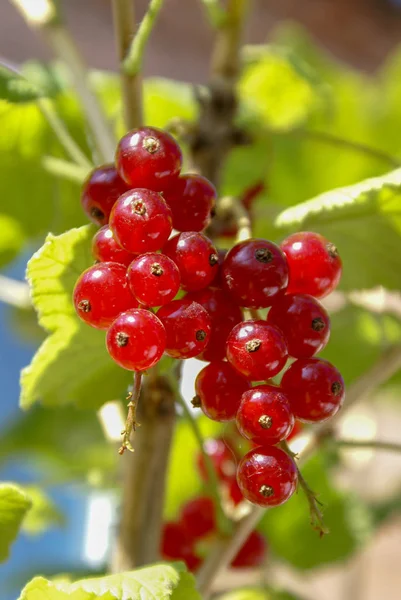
xmin=259 ymin=454 xmax=372 ymax=569
xmin=0 ymin=65 xmax=43 ymax=104
xmin=18 ymin=563 xmax=200 ymax=600
xmin=22 ymin=486 xmax=65 ymax=535
xmin=20 ymin=225 xmax=131 ymax=410
xmin=274 ymin=168 xmax=401 ymax=290
xmin=0 ymin=483 xmax=32 ymax=563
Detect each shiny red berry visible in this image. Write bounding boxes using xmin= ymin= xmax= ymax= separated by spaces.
xmin=237 ymin=446 xmax=298 ymax=507
xmin=222 ymin=239 xmax=288 ymax=308
xmin=231 ymin=530 xmax=267 ymax=568
xmin=180 ymin=496 xmax=216 ymax=539
xmin=92 ymin=225 xmax=136 ymax=267
xmin=163 ymin=174 xmax=216 ymax=232
xmin=106 ymin=308 xmax=166 ymax=371
xmin=267 ymin=293 xmax=330 ymax=358
xmin=226 ymin=320 xmax=288 ymax=381
xmin=195 ymin=361 xmax=251 ymax=422
xmin=116 ymin=126 xmax=182 ymax=191
xmin=81 ymin=164 xmax=130 ymax=225
xmin=236 ymin=385 xmax=295 ymax=445
xmin=281 ymin=357 xmax=345 ymax=423
xmin=128 ymin=253 xmax=180 ymax=307
xmin=185 ymin=287 xmax=242 ymax=362
xmin=210 ymin=248 xmax=227 ymax=289
xmin=163 ymin=232 xmax=219 ymax=292
xmin=156 ymin=299 xmax=211 ymax=359
xmin=280 ymin=232 xmax=342 ymax=298
xmin=226 ymin=477 xmax=244 ymax=506
xmin=109 ymin=188 xmax=172 ymax=254
xmin=161 ymin=522 xmax=201 ymax=571
xmin=197 ymin=438 xmax=237 ymax=482
xmin=73 ymin=262 xmax=137 ymax=330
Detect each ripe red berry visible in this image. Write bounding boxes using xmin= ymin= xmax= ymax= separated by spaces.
xmin=116 ymin=126 xmax=182 ymax=191
xmin=73 ymin=262 xmax=137 ymax=330
xmin=127 ymin=253 xmax=180 ymax=307
xmin=106 ymin=308 xmax=166 ymax=371
xmin=280 ymin=232 xmax=342 ymax=298
xmin=281 ymin=357 xmax=345 ymax=423
xmin=81 ymin=164 xmax=130 ymax=225
xmin=226 ymin=477 xmax=244 ymax=506
xmin=195 ymin=361 xmax=251 ymax=422
xmin=226 ymin=320 xmax=288 ymax=381
xmin=180 ymin=496 xmax=216 ymax=539
xmin=237 ymin=446 xmax=298 ymax=507
xmin=162 ymin=174 xmax=216 ymax=232
xmin=236 ymin=385 xmax=295 ymax=446
xmin=163 ymin=232 xmax=219 ymax=292
xmin=222 ymin=239 xmax=288 ymax=308
xmin=185 ymin=287 xmax=242 ymax=362
xmin=210 ymin=248 xmax=227 ymax=289
xmin=267 ymin=293 xmax=330 ymax=358
xmin=92 ymin=225 xmax=136 ymax=267
xmin=109 ymin=189 xmax=172 ymax=254
xmin=231 ymin=530 xmax=267 ymax=568
xmin=161 ymin=522 xmax=201 ymax=571
xmin=197 ymin=438 xmax=237 ymax=482
xmin=156 ymin=299 xmax=211 ymax=359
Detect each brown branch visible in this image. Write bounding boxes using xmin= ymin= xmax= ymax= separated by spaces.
xmin=111 ymin=373 xmax=176 ymax=571
xmin=112 ymin=0 xmax=143 ymax=130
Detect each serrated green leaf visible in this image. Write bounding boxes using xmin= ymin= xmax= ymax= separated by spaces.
xmin=259 ymin=454 xmax=372 ymax=569
xmin=18 ymin=563 xmax=200 ymax=600
xmin=273 ymin=168 xmax=401 ymax=290
xmin=22 ymin=486 xmax=65 ymax=535
xmin=0 ymin=65 xmax=43 ymax=103
xmin=20 ymin=225 xmax=131 ymax=410
xmin=0 ymin=483 xmax=32 ymax=563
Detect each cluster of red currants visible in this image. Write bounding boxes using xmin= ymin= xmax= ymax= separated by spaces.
xmin=73 ymin=125 xmax=345 ymax=510
xmin=161 ymin=438 xmax=267 ymax=571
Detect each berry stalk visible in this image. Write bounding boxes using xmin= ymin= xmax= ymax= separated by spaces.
xmin=119 ymin=371 xmax=143 ymax=455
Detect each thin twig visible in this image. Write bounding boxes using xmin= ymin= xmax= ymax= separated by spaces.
xmin=200 ymin=0 xmax=226 ymax=28
xmin=216 ymin=196 xmax=252 ymax=241
xmin=119 ymin=371 xmax=142 ymax=455
xmin=197 ymin=343 xmax=401 ymax=596
xmin=170 ymin=373 xmax=232 ymax=537
xmin=335 ymin=439 xmax=401 ymax=454
xmin=211 ymin=0 xmax=248 ymax=80
xmin=12 ymin=0 xmax=116 ymax=162
xmin=123 ymin=0 xmax=164 ymax=76
xmin=112 ymin=0 xmax=143 ymax=130
xmin=0 ymin=275 xmax=30 ymax=309
xmin=42 ymin=156 xmax=90 ymax=183
xmin=292 ymin=129 xmax=401 ymax=169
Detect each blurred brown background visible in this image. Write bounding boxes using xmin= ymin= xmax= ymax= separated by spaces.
xmin=1 ymin=0 xmax=401 ymax=80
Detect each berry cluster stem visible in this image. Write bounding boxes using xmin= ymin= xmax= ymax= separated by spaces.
xmin=111 ymin=0 xmax=143 ymax=129
xmin=119 ymin=371 xmax=143 ymax=455
xmin=122 ymin=0 xmax=165 ymax=77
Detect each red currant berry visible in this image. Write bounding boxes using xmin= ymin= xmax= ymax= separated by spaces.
xmin=73 ymin=262 xmax=137 ymax=330
xmin=185 ymin=287 xmax=242 ymax=362
xmin=161 ymin=522 xmax=201 ymax=571
xmin=197 ymin=438 xmax=237 ymax=482
xmin=156 ymin=299 xmax=211 ymax=359
xmin=92 ymin=225 xmax=136 ymax=267
xmin=226 ymin=477 xmax=244 ymax=506
xmin=127 ymin=253 xmax=180 ymax=307
xmin=180 ymin=496 xmax=216 ymax=539
xmin=231 ymin=530 xmax=267 ymax=568
xmin=226 ymin=320 xmax=288 ymax=381
xmin=267 ymin=293 xmax=330 ymax=358
xmin=222 ymin=239 xmax=289 ymax=308
xmin=237 ymin=446 xmax=298 ymax=507
xmin=163 ymin=232 xmax=219 ymax=292
xmin=281 ymin=357 xmax=345 ymax=423
xmin=195 ymin=361 xmax=251 ymax=422
xmin=236 ymin=385 xmax=294 ymax=446
xmin=109 ymin=189 xmax=172 ymax=254
xmin=162 ymin=174 xmax=216 ymax=232
xmin=116 ymin=126 xmax=182 ymax=191
xmin=81 ymin=164 xmax=130 ymax=225
xmin=280 ymin=232 xmax=342 ymax=298
xmin=106 ymin=308 xmax=166 ymax=371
